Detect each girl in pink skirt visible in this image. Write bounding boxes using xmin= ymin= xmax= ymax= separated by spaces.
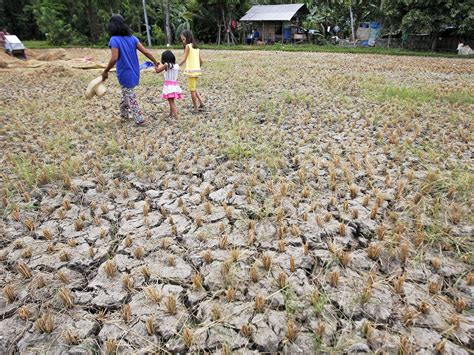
xmin=155 ymin=50 xmax=182 ymax=119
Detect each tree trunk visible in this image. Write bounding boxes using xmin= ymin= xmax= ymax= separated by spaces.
xmin=350 ymin=6 xmax=355 ymax=42
xmin=431 ymin=32 xmax=439 ymax=52
xmin=163 ymin=0 xmax=172 ymax=45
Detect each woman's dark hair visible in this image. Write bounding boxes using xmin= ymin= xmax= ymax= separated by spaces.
xmin=108 ymin=15 xmax=132 ymax=36
xmin=180 ymin=30 xmax=198 ymax=49
xmin=161 ymin=50 xmax=176 ymax=69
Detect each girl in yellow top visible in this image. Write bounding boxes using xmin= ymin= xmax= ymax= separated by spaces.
xmin=179 ymin=30 xmax=204 ymax=113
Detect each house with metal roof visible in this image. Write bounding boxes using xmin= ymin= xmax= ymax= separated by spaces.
xmin=240 ymin=4 xmax=308 ymax=43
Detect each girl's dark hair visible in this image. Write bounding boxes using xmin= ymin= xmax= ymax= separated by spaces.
xmin=180 ymin=30 xmax=198 ymax=49
xmin=161 ymin=50 xmax=176 ymax=69
xmin=108 ymin=15 xmax=132 ymax=36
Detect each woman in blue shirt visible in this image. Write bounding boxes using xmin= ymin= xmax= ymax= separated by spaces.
xmin=102 ymin=15 xmax=158 ymax=125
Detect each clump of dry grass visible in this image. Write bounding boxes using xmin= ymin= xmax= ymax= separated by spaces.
xmin=17 ymin=262 xmax=32 ymax=279
xmin=226 ymin=287 xmax=235 ymax=302
xmin=368 ymin=243 xmax=382 ymax=260
xmin=165 ymin=295 xmax=177 ymax=315
xmin=211 ymin=303 xmax=221 ymax=321
xmin=105 ymin=338 xmax=117 ymax=354
xmin=133 ymin=246 xmax=144 ymax=259
xmin=329 ymin=270 xmax=339 ymax=287
xmin=219 ymin=234 xmax=229 ymax=249
xmin=104 ymin=260 xmax=116 ymax=278
xmin=287 ymin=319 xmax=298 ymax=342
xmin=183 ymin=327 xmax=193 ymax=348
xmin=250 ymin=264 xmax=258 ymax=283
xmin=122 ymin=274 xmax=134 ymax=292
xmin=17 ymin=305 xmax=30 ymax=320
xmin=192 ymin=272 xmax=203 ymax=290
xmin=255 ymin=295 xmax=265 ymax=312
xmin=63 ymin=329 xmax=79 ymax=345
xmin=337 ymin=250 xmax=351 ymax=267
xmin=241 ymin=324 xmax=252 ymax=338
xmin=3 ymin=284 xmax=17 ymax=303
xmin=393 ymin=273 xmax=406 ymax=294
xmin=57 ymin=270 xmax=69 ymax=284
xmin=145 ymin=317 xmax=155 ymax=336
xmin=144 ymin=286 xmax=161 ymax=303
xmin=229 ymin=247 xmax=240 ymax=262
xmin=58 ymin=287 xmax=74 ymax=308
xmin=262 ymin=253 xmax=272 ymax=271
xmin=140 ymin=265 xmax=151 ymax=281
xmin=122 ymin=303 xmax=132 ymax=322
xmin=278 ymin=272 xmax=287 ymax=289
xmin=35 ymin=313 xmax=54 ymax=333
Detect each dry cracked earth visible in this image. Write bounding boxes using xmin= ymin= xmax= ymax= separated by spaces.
xmin=0 ymin=48 xmax=473 ymax=354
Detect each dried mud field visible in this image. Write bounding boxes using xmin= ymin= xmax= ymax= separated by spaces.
xmin=0 ymin=48 xmax=473 ymax=354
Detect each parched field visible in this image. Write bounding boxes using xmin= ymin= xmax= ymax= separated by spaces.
xmin=0 ymin=48 xmax=473 ymax=354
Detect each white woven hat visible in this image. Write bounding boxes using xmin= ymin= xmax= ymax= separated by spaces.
xmin=85 ymin=76 xmax=107 ymax=99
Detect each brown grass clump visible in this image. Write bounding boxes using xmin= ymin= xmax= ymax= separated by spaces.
xmin=42 ymin=228 xmax=53 ymax=240
xmin=133 ymin=246 xmax=145 ymax=259
xmin=329 ymin=270 xmax=339 ymax=287
xmin=399 ymin=335 xmax=410 ymax=355
xmin=247 ymin=229 xmax=256 ymax=246
xmin=3 ymin=285 xmax=17 ymax=303
xmin=303 ymin=242 xmax=309 ymax=255
xmin=64 ymin=329 xmax=79 ymax=345
xmin=225 ymin=287 xmax=235 ymax=302
xmin=17 ymin=262 xmax=32 ymax=279
xmin=338 ymin=223 xmax=347 ymax=236
xmin=454 ymin=297 xmax=466 ymax=313
xmin=367 ymin=243 xmax=382 ymax=260
xmin=35 ymin=274 xmax=46 ymax=289
xmin=202 ymin=250 xmax=213 ymax=264
xmin=278 ymin=240 xmax=286 ymax=253
xmin=74 ymin=218 xmax=84 ymax=231
xmin=122 ymin=274 xmax=134 ymax=292
xmin=229 ymin=247 xmax=240 ymax=262
xmin=211 ymin=303 xmax=221 ymax=321
xmin=105 ymin=338 xmax=117 ymax=354
xmin=290 ymin=256 xmax=296 ymax=272
xmin=394 ymin=273 xmax=406 ymax=294
xmin=250 ymin=264 xmax=258 ymax=283
xmin=403 ymin=307 xmax=417 ymax=326
xmin=241 ymin=324 xmax=252 ymax=338
xmin=24 ymin=218 xmax=35 ymax=232
xmin=104 ymin=260 xmax=116 ymax=278
xmin=145 ymin=317 xmax=155 ymax=336
xmin=278 ymin=272 xmax=287 ymax=289
xmin=140 ymin=266 xmax=151 ymax=282
xmin=123 ymin=235 xmax=132 ymax=247
xmin=59 ymin=250 xmax=70 ymax=262
xmin=262 ymin=253 xmax=272 ymax=271
xmin=143 ymin=201 xmax=150 ymax=216
xmin=361 ymin=320 xmax=374 ymax=338
xmin=338 ymin=250 xmax=351 ymax=267
xmin=167 ymin=255 xmax=176 ymax=267
xmin=435 ymin=339 xmax=446 ymax=354
xmin=287 ymin=319 xmax=298 ymax=342
xmin=144 ymin=286 xmax=161 ymax=303
xmin=417 ymin=300 xmax=430 ymax=314
xmin=58 ymin=287 xmax=74 ymax=308
xmin=17 ymin=305 xmax=30 ymax=320
xmin=370 ymin=205 xmax=378 ymax=219
xmin=36 ymin=313 xmax=54 ymax=333
xmin=165 ymin=295 xmax=177 ymax=315
xmin=467 ymin=272 xmax=474 ymax=286
xmin=255 ymin=295 xmax=265 ymax=312
xmin=219 ymin=234 xmax=229 ymax=249
xmin=398 ymin=242 xmax=409 ymax=263
xmin=428 ymin=281 xmax=440 ymax=294
xmin=183 ymin=327 xmax=193 ymax=348
xmin=449 ymin=315 xmax=461 ymax=330
xmin=431 ymin=257 xmax=441 ymax=270
xmin=122 ymin=303 xmax=132 ymax=322
xmin=57 ymin=270 xmax=69 ymax=284
xmin=192 ymin=272 xmax=203 ymax=290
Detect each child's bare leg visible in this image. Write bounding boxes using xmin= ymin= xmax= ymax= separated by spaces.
xmin=190 ymin=91 xmax=199 ymax=111
xmin=169 ymin=98 xmax=178 ymax=118
xmin=196 ymin=91 xmax=204 ymax=108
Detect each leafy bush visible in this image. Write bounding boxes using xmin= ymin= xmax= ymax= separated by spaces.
xmin=152 ymin=25 xmax=166 ymax=45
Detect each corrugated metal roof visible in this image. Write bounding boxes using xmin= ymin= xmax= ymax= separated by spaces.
xmin=240 ymin=4 xmax=306 ymax=22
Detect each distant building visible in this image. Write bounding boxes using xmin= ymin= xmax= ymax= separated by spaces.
xmin=240 ymin=4 xmax=308 ymax=44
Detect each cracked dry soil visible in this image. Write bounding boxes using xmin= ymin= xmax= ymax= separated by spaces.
xmin=0 ymin=48 xmax=473 ymax=354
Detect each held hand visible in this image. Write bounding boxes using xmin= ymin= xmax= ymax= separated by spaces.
xmin=101 ymin=71 xmax=108 ymax=81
